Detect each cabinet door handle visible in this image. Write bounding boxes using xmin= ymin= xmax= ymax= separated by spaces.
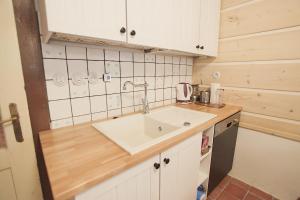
xmin=120 ymin=27 xmax=126 ymax=34
xmin=130 ymin=30 xmax=136 ymax=36
xmin=163 ymin=158 xmax=170 ymax=164
xmin=154 ymin=163 xmax=160 ymax=169
xmin=196 ymin=45 xmax=204 ymax=50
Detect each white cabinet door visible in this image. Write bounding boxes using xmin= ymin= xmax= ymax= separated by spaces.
xmin=75 ymin=155 xmax=160 ymax=200
xmin=127 ymin=0 xmax=201 ymax=54
xmin=160 ymin=132 xmax=202 ymax=200
xmin=126 ymin=0 xmax=175 ymax=49
xmin=199 ymin=0 xmax=221 ymax=56
xmin=172 ymin=0 xmax=202 ymax=54
xmin=43 ymin=0 xmax=127 ymax=42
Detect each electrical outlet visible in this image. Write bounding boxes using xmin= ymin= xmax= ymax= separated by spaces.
xmin=103 ymin=73 xmax=111 ymax=82
xmin=212 ymin=71 xmax=221 ymax=80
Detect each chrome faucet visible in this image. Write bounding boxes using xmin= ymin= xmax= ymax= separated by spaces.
xmin=123 ymin=81 xmax=150 ymax=114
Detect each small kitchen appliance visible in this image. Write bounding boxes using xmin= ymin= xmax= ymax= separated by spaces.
xmin=200 ymin=90 xmax=210 ymax=104
xmin=176 ymin=82 xmax=192 ymax=103
xmin=190 ymin=84 xmax=201 ymax=103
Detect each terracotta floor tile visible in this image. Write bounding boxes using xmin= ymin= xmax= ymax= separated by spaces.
xmin=217 ymin=191 xmax=239 ymax=200
xmin=218 ymin=176 xmax=231 ymax=189
xmin=209 ymin=187 xmax=223 ymax=199
xmin=244 ymin=193 xmax=262 ymax=200
xmin=224 ymin=183 xmax=247 ymax=199
xmin=230 ymin=177 xmax=250 ymax=191
xmin=249 ymin=187 xmax=272 ymax=200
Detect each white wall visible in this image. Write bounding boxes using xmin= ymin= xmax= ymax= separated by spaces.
xmin=229 ymin=128 xmax=300 ymax=200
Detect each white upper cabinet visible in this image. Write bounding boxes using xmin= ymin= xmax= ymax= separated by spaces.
xmin=199 ymin=0 xmax=221 ymax=56
xmin=40 ymin=0 xmax=127 ymax=43
xmin=171 ymin=0 xmax=202 ymax=54
xmin=39 ymin=0 xmax=220 ymax=56
xmin=126 ymin=0 xmax=175 ymax=49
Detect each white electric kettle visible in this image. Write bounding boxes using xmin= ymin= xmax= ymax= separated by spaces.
xmin=176 ymin=82 xmax=192 ymax=102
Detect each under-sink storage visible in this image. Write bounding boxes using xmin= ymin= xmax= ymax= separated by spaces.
xmin=75 ymin=132 xmax=202 ymax=200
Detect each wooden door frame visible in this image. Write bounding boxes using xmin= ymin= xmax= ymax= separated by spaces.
xmin=12 ymin=0 xmax=52 ymax=199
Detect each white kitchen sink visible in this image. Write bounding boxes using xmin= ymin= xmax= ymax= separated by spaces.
xmin=93 ymin=106 xmax=216 ymax=154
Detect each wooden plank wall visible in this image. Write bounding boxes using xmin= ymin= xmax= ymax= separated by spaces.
xmin=193 ymin=0 xmax=300 ymax=141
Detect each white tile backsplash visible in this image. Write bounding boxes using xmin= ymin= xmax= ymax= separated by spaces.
xmin=145 ymin=77 xmax=155 ymax=90
xmin=88 ymin=61 xmax=105 ymax=78
xmin=165 ymin=64 xmax=173 ymax=76
xmin=108 ymin=109 xmax=121 ymax=118
xmin=145 ymin=63 xmax=155 ymax=76
xmin=122 ymin=92 xmax=134 ymax=107
xmin=42 ymin=42 xmax=193 ymax=129
xmin=180 ymin=65 xmax=187 ymax=76
xmin=89 ymin=79 xmax=106 ymax=96
xmin=133 ymin=62 xmax=144 ymax=76
xmin=92 ymin=111 xmax=107 ymax=121
xmin=49 ymin=99 xmax=72 ymax=120
xmin=156 ymin=89 xmax=164 ymax=101
xmin=105 ymin=61 xmax=120 ymax=77
xmin=69 ymin=79 xmax=89 ymax=98
xmin=106 ymin=78 xmax=120 ymax=94
xmin=46 ymin=80 xmax=70 ymax=100
xmin=66 ymin=46 xmax=86 ymax=59
xmin=187 ymin=65 xmax=193 ymax=76
xmin=133 ymin=77 xmax=145 ymax=91
xmin=156 ymin=55 xmax=164 ymax=63
xmin=67 ymin=60 xmax=88 ymax=78
xmin=107 ymin=94 xmax=121 ymax=110
xmin=73 ymin=114 xmax=91 ymax=125
xmin=172 ymin=56 xmax=180 ymax=64
xmin=87 ymin=47 xmax=104 ymax=60
xmin=120 ymin=62 xmax=133 ymax=77
xmin=165 ymin=56 xmax=172 ymax=64
xmin=51 ymin=118 xmax=73 ymax=129
xmin=90 ymin=95 xmax=107 ymax=113
xmin=122 ymin=106 xmax=134 ymax=114
xmin=145 ymin=54 xmax=155 ymax=62
xmin=43 ymin=59 xmax=68 ymax=80
xmin=105 ymin=50 xmax=119 ymax=61
xmin=120 ymin=51 xmax=133 ymax=61
xmin=156 ymin=63 xmax=164 ymax=76
xmin=155 ymin=77 xmax=164 ymax=89
xmin=173 ymin=65 xmax=180 ymax=76
xmin=42 ymin=43 xmax=65 ymax=59
xmin=164 ymin=76 xmax=172 ymax=88
xmin=71 ymin=97 xmax=90 ymax=116
xmin=133 ymin=52 xmax=144 ymax=62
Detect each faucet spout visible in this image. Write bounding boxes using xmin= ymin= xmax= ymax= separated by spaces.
xmin=122 ymin=81 xmax=149 ymax=114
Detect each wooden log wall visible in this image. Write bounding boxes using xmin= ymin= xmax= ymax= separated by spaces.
xmin=193 ymin=0 xmax=300 ymax=141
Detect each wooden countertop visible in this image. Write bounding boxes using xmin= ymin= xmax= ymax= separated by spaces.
xmin=39 ymin=104 xmax=242 ymax=200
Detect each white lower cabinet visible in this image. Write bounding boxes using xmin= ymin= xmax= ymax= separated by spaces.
xmin=75 ymin=132 xmax=202 ymax=200
xmin=160 ymin=132 xmax=202 ymax=200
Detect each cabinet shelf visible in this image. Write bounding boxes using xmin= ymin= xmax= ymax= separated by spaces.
xmin=200 ymin=148 xmax=212 ymax=162
xmin=198 ymin=170 xmax=209 ymax=185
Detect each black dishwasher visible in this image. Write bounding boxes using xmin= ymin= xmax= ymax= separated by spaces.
xmin=208 ymin=112 xmax=240 ymax=194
